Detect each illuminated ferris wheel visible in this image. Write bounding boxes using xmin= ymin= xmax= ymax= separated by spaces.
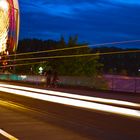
xmin=0 ymin=0 xmax=19 ymax=54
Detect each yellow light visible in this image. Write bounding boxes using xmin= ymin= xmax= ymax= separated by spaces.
xmin=0 ymin=0 xmax=9 ymax=53
xmin=0 ymin=129 xmax=18 ymax=140
xmin=0 ymin=0 xmax=9 ymax=11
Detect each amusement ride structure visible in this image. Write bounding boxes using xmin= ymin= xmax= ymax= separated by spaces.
xmin=0 ymin=0 xmax=19 ymax=68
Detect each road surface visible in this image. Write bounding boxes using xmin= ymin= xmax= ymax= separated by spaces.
xmin=0 ymin=81 xmax=140 ymax=140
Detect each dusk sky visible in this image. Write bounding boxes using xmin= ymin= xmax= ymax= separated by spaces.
xmin=19 ymin=0 xmax=140 ymax=48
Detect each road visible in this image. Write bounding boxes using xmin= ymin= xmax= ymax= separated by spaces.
xmin=0 ymin=100 xmax=91 ymax=140
xmin=0 ymin=81 xmax=140 ymax=140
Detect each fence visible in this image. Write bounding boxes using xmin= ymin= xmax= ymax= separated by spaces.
xmin=104 ymin=75 xmax=140 ymax=93
xmin=0 ymin=74 xmax=139 ymax=93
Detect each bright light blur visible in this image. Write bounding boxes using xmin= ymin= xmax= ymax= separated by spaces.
xmin=20 ymin=75 xmax=27 ymax=80
xmin=0 ymin=0 xmax=9 ymax=53
xmin=39 ymin=67 xmax=43 ymax=74
xmin=0 ymin=0 xmax=9 ymax=11
xmin=0 ymin=86 xmax=140 ymax=118
xmin=0 ymin=129 xmax=18 ymax=140
xmin=0 ymin=31 xmax=8 ymax=52
xmin=0 ymin=83 xmax=139 ymax=107
xmin=0 ymin=0 xmax=20 ymax=53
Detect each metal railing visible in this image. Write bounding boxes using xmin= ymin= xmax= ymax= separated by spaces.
xmin=104 ymin=75 xmax=140 ymax=93
xmin=0 ymin=74 xmax=139 ymax=93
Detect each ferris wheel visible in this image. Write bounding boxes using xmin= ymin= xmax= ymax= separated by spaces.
xmin=0 ymin=0 xmax=9 ymax=53
xmin=0 ymin=0 xmax=19 ymax=54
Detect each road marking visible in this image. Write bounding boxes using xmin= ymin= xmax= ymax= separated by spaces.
xmin=0 ymin=129 xmax=18 ymax=140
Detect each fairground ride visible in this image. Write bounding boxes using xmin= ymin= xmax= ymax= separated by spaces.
xmin=0 ymin=0 xmax=19 ymax=69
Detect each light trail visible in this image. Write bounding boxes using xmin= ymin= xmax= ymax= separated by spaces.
xmin=0 ymin=86 xmax=140 ymax=118
xmin=0 ymin=83 xmax=139 ymax=107
xmin=2 ymin=49 xmax=140 ymax=63
xmin=0 ymin=61 xmax=46 ymax=68
xmin=0 ymin=129 xmax=18 ymax=140
xmin=6 ymin=39 xmax=140 ymax=57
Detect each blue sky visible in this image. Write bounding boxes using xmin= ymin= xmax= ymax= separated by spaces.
xmin=19 ymin=0 xmax=140 ymax=48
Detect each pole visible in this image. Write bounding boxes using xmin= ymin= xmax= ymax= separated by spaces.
xmin=134 ymin=78 xmax=137 ymax=93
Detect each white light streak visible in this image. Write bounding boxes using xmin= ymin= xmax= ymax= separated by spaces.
xmin=0 ymin=86 xmax=140 ymax=118
xmin=0 ymin=129 xmax=18 ymax=140
xmin=0 ymin=83 xmax=139 ymax=108
xmin=20 ymin=75 xmax=27 ymax=80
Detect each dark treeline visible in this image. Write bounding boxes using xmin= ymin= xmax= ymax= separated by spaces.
xmin=91 ymin=47 xmax=140 ymax=76
xmin=16 ymin=36 xmax=100 ymax=76
xmin=16 ymin=37 xmax=140 ymax=76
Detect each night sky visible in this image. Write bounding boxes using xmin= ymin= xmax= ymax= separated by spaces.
xmin=19 ymin=0 xmax=140 ymax=48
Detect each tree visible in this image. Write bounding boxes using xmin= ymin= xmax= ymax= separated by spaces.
xmin=16 ymin=37 xmax=103 ymax=76
xmin=56 ymin=43 xmax=102 ymax=76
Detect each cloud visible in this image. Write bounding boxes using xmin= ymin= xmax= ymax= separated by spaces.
xmin=112 ymin=0 xmax=140 ymax=5
xmin=19 ymin=0 xmax=140 ymax=48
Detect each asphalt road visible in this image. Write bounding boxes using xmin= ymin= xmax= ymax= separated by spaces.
xmin=0 ymin=81 xmax=140 ymax=140
xmin=0 ymin=100 xmax=92 ymax=140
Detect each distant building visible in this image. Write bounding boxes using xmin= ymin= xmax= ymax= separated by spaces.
xmin=0 ymin=0 xmax=19 ymax=54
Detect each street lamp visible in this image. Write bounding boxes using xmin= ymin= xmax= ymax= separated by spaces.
xmin=39 ymin=67 xmax=43 ymax=74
